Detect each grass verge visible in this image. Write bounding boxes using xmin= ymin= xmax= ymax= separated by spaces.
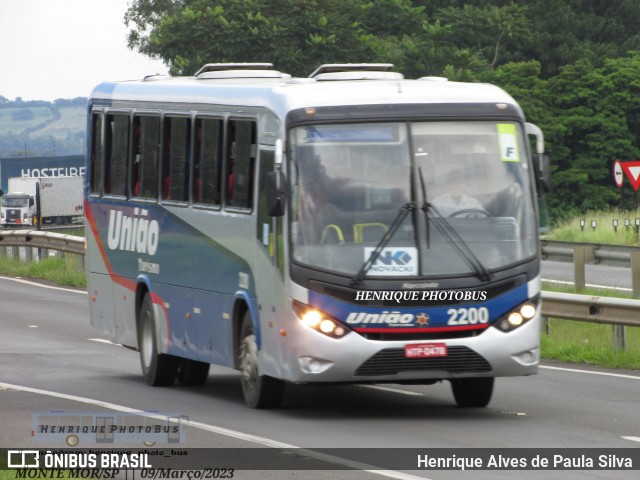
xmin=547 ymin=209 xmax=640 ymax=245
xmin=541 ymin=319 xmax=640 ymax=370
xmin=541 ymin=281 xmax=640 ymax=370
xmin=0 ymin=255 xmax=85 ymax=289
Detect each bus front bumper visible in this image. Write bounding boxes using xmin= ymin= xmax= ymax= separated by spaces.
xmin=265 ymin=314 xmax=541 ymax=384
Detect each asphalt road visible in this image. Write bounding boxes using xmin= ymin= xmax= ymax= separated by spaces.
xmin=541 ymin=260 xmax=633 ymax=292
xmin=1 ymin=272 xmax=639 ymax=480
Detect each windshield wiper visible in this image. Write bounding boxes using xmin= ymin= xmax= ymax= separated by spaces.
xmin=350 ymin=202 xmax=415 ymax=288
xmin=418 ymin=168 xmax=491 ymax=282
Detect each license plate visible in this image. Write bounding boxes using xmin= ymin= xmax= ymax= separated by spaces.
xmin=404 ymin=343 xmax=448 ymax=358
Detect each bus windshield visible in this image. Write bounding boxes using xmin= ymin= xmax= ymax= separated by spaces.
xmin=289 ymin=121 xmax=538 ymax=278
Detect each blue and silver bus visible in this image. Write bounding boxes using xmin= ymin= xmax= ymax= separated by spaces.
xmin=86 ymin=63 xmax=547 ymax=408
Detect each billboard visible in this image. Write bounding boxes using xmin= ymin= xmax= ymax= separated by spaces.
xmin=0 ymin=155 xmax=85 ymax=193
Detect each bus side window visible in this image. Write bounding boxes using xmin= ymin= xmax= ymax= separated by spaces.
xmin=131 ymin=118 xmax=141 ymax=196
xmin=226 ymin=119 xmax=256 ymax=209
xmin=105 ymin=113 xmax=129 ymax=196
xmin=131 ymin=115 xmax=160 ymax=199
xmin=90 ymin=112 xmax=104 ymax=195
xmin=193 ymin=117 xmax=222 ymax=205
xmin=162 ymin=116 xmax=190 ymax=202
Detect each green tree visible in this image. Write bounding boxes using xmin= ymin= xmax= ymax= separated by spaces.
xmin=124 ymin=0 xmax=489 ymax=78
xmin=126 ymin=0 xmax=391 ymax=76
xmin=435 ymin=2 xmax=530 ymax=69
xmin=536 ymin=55 xmax=640 ymax=217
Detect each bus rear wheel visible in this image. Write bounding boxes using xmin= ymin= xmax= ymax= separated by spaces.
xmin=238 ymin=313 xmax=284 ymax=408
xmin=450 ymin=377 xmax=494 ymax=407
xmin=139 ymin=293 xmax=178 ymax=386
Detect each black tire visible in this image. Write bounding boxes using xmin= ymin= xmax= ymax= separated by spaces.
xmin=238 ymin=313 xmax=284 ymax=408
xmin=138 ymin=294 xmax=178 ymax=386
xmin=177 ymin=358 xmax=210 ymax=386
xmin=450 ymin=377 xmax=494 ymax=407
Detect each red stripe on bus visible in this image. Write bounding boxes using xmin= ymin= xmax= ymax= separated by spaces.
xmin=353 ymin=324 xmax=489 ymax=334
xmin=85 ymin=200 xmax=171 ymax=348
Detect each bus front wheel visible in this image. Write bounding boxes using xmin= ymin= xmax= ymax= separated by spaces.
xmin=139 ymin=294 xmax=178 ymax=386
xmin=238 ymin=313 xmax=284 ymax=408
xmin=450 ymin=377 xmax=494 ymax=407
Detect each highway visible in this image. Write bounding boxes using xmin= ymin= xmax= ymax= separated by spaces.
xmin=1 ymin=272 xmax=639 ymax=479
xmin=541 ymin=260 xmax=634 ymax=292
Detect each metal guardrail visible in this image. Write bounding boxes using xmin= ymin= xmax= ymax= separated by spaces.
xmin=541 ymin=239 xmax=640 ymax=297
xmin=541 ymin=291 xmax=640 ymax=327
xmin=0 ymin=231 xmax=636 ymax=348
xmin=541 ymin=239 xmax=640 ymax=266
xmin=0 ymin=229 xmax=85 ymax=255
xmin=540 ymin=291 xmax=634 ymax=350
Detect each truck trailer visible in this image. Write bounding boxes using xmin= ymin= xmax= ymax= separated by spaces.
xmin=0 ymin=176 xmax=83 ymax=227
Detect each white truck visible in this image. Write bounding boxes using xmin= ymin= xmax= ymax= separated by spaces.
xmin=0 ymin=176 xmax=83 ymax=227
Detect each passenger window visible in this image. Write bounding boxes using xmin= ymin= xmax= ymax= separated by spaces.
xmin=105 ymin=113 xmax=129 ymax=196
xmin=162 ymin=116 xmax=190 ymax=202
xmin=132 ymin=115 xmax=160 ymax=199
xmin=226 ymin=120 xmax=256 ymax=209
xmin=193 ymin=118 xmax=222 ymax=205
xmin=90 ymin=112 xmax=104 ymax=195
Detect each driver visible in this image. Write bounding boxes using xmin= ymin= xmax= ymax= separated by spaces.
xmin=431 ymin=169 xmax=485 ymax=217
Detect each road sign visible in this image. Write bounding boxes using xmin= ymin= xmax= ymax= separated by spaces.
xmin=620 ymin=160 xmax=640 ymax=191
xmin=614 ymin=160 xmax=624 ymax=188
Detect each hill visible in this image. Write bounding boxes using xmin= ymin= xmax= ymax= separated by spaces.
xmin=0 ymin=98 xmax=87 ymax=157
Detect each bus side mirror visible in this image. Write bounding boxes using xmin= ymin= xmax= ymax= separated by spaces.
xmin=267 ymin=171 xmax=286 ymax=217
xmin=29 ymin=196 xmax=35 ymax=207
xmin=533 ymin=154 xmax=551 ymax=192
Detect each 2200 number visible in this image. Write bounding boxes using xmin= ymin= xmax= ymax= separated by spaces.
xmin=447 ymin=307 xmax=489 ymax=325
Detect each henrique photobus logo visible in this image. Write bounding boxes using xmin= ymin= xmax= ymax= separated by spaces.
xmin=32 ymin=411 xmax=187 ymax=446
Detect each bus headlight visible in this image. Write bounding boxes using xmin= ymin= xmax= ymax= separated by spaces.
xmin=293 ymin=301 xmax=350 ymax=339
xmin=496 ymin=301 xmax=538 ymax=333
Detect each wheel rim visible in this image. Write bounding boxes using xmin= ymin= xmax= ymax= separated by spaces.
xmin=141 ymin=311 xmax=154 ymax=368
xmin=239 ymin=332 xmax=259 ymax=392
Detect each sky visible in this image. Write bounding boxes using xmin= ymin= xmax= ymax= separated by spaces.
xmin=0 ymin=0 xmax=168 ymax=102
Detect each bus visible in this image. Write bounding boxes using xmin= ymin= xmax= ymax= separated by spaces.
xmin=85 ymin=63 xmax=547 ymax=409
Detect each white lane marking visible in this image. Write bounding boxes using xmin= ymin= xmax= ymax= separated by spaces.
xmin=0 ymin=381 xmax=429 ymax=480
xmin=541 ymin=278 xmax=632 ymax=293
xmin=541 ymin=365 xmax=640 ymax=380
xmin=360 ymin=385 xmax=424 ymax=397
xmin=88 ymin=338 xmax=121 ymax=346
xmin=621 ymin=436 xmax=640 ymax=443
xmin=0 ymin=275 xmax=87 ymax=294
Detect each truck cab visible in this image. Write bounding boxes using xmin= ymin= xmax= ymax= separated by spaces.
xmin=0 ymin=193 xmax=35 ymax=227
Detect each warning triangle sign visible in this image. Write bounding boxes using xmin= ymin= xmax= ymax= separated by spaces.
xmin=621 ymin=161 xmax=640 ymax=191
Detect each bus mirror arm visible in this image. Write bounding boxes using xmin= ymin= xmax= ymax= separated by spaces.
xmin=526 ymin=123 xmax=550 ymax=192
xmin=533 ymin=153 xmax=551 ymax=193
xmin=267 ymin=171 xmax=286 ymax=217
